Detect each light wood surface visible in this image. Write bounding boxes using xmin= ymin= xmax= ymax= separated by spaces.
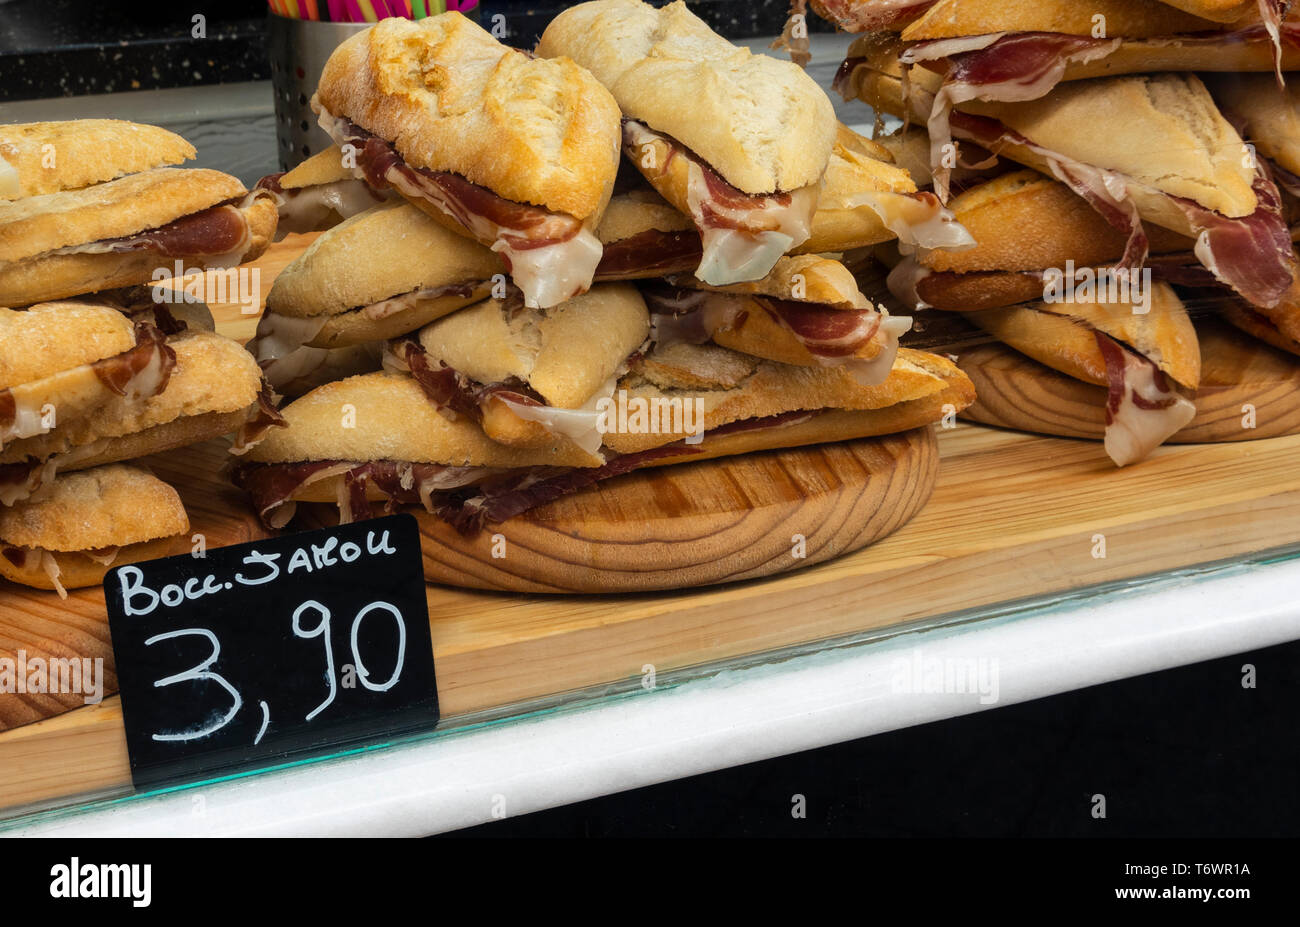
xmin=7 ymin=421 xmax=1300 ymax=811
xmin=958 ymin=320 xmax=1300 ymax=442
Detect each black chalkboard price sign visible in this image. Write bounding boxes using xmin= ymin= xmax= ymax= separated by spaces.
xmin=104 ymin=513 xmax=438 ymax=790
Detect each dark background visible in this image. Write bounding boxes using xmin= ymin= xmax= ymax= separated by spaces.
xmin=0 ymin=0 xmax=820 ymax=101
xmin=449 ymin=637 xmax=1299 ymax=837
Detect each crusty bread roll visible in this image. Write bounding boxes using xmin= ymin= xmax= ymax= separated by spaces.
xmin=415 ymin=284 xmax=650 ymax=410
xmin=684 ymin=254 xmax=876 ymax=308
xmin=0 ymin=120 xmax=195 ymax=200
xmin=0 ymin=194 xmax=276 ymax=308
xmin=0 ymin=464 xmax=188 ymax=593
xmin=924 ymin=170 xmax=1195 ymax=273
xmin=794 ymin=123 xmax=919 ymax=254
xmin=0 ymin=331 xmax=263 ymax=467
xmin=267 ymin=202 xmax=502 ymax=319
xmin=537 ymin=0 xmax=835 ymax=195
xmin=314 ymin=12 xmax=621 ymax=221
xmin=640 ymin=370 xmax=975 ymax=468
xmin=961 ymin=75 xmax=1257 ymax=221
xmin=0 ymin=301 xmax=136 ymax=387
xmin=1209 ymin=74 xmax=1300 ymax=177
xmin=969 ymin=281 xmax=1200 ymax=389
xmin=901 ymin=0 xmax=1216 ymax=41
xmin=595 ymin=190 xmax=693 ymax=244
xmin=244 ymin=372 xmax=601 ymax=469
xmin=279 ymin=145 xmax=356 ymax=190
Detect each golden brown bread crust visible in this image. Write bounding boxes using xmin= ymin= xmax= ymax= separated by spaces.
xmin=640 ymin=374 xmax=975 ymax=468
xmin=0 ymin=120 xmax=195 ymax=200
xmin=603 ymin=346 xmax=957 ymax=453
xmin=0 ymin=301 xmax=136 ymax=387
xmin=0 ymin=535 xmax=187 ymax=592
xmin=963 ymin=75 xmax=1257 ymax=222
xmin=0 ymin=193 xmax=276 ymax=307
xmin=0 ymin=168 xmax=248 ymax=263
xmin=914 ymin=270 xmax=1048 ymax=312
xmin=60 ymin=408 xmax=256 ymax=473
xmin=925 ymin=170 xmax=1195 ymax=273
xmin=1156 ymin=0 xmax=1253 ymax=22
xmin=595 ymin=190 xmax=693 ymax=244
xmin=683 ymin=254 xmax=873 ymax=308
xmin=969 ymin=281 xmax=1200 ymax=389
xmin=314 ymin=12 xmax=621 ymax=220
xmin=0 ymin=331 xmax=263 ymax=465
xmin=415 ymin=284 xmax=650 ymax=409
xmin=0 ymin=464 xmax=187 ymax=550
xmin=1222 ymin=301 xmax=1300 ymax=356
xmin=1209 ymin=74 xmax=1300 ymax=177
xmin=244 ymin=372 xmax=602 ymax=468
xmin=537 ymin=0 xmax=836 ymax=194
xmin=266 ymin=201 xmax=502 ymax=319
xmin=794 ymin=123 xmax=918 ymax=254
xmin=901 ymin=0 xmax=1217 ymax=40
xmin=306 ymin=282 xmax=494 ymax=349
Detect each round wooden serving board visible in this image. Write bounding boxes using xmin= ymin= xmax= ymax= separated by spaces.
xmin=956 ymin=320 xmax=1300 ymax=443
xmin=402 ymin=427 xmax=938 ymax=594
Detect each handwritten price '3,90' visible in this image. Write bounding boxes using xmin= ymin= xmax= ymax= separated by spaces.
xmin=145 ymin=600 xmax=408 ymax=745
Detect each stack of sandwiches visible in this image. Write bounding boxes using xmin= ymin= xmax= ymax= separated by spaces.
xmin=230 ymin=3 xmax=976 ymax=539
xmin=822 ymin=0 xmax=1300 ymax=465
xmin=0 ymin=120 xmax=281 ymax=596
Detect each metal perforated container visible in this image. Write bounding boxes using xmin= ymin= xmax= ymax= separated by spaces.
xmin=267 ymin=15 xmax=369 ymax=170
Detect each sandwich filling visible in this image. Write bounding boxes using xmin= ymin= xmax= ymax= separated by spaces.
xmin=0 ymin=321 xmax=175 ymax=445
xmin=251 ymin=280 xmax=491 ymax=389
xmin=318 ymin=111 xmax=602 ymax=309
xmin=593 ymin=228 xmax=704 ymax=281
xmin=255 ymin=171 xmax=388 ymax=238
xmin=231 ymin=409 xmax=837 ymax=535
xmin=385 ymin=337 xmax=618 ymax=457
xmin=641 ymin=283 xmax=910 ymax=385
xmin=29 ymin=197 xmax=267 ymax=269
xmin=622 ymin=120 xmax=818 ymax=287
xmin=811 ymin=0 xmax=938 ymax=32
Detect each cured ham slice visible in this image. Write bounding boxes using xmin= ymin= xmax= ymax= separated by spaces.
xmin=622 ymin=120 xmax=817 ymax=286
xmin=1096 ymin=333 xmax=1196 ymax=467
xmin=319 ymin=113 xmax=601 ymax=309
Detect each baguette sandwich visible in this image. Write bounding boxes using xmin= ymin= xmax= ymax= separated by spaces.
xmin=386 ymin=284 xmax=649 ymax=456
xmin=643 ymin=254 xmax=911 ymax=385
xmin=0 ymin=164 xmax=277 ymax=307
xmin=886 ymin=170 xmax=1200 ymax=312
xmin=231 ymin=345 xmax=973 ymax=534
xmin=0 ymin=330 xmax=281 ymax=505
xmin=0 ymin=120 xmax=195 ymax=200
xmin=963 ymin=282 xmax=1201 ymax=466
xmin=0 ymin=464 xmax=188 ymax=597
xmin=592 ymin=123 xmax=973 ymax=278
xmin=845 ymin=66 xmax=1296 ymax=309
xmin=250 ymin=200 xmax=503 ymax=390
xmin=537 ymin=0 xmax=836 ymax=286
xmin=1 ymin=302 xmax=175 ymax=449
xmin=312 ymin=12 xmax=622 ymax=309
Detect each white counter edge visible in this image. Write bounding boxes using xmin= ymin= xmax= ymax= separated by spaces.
xmin=10 ymin=555 xmax=1300 ymax=837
